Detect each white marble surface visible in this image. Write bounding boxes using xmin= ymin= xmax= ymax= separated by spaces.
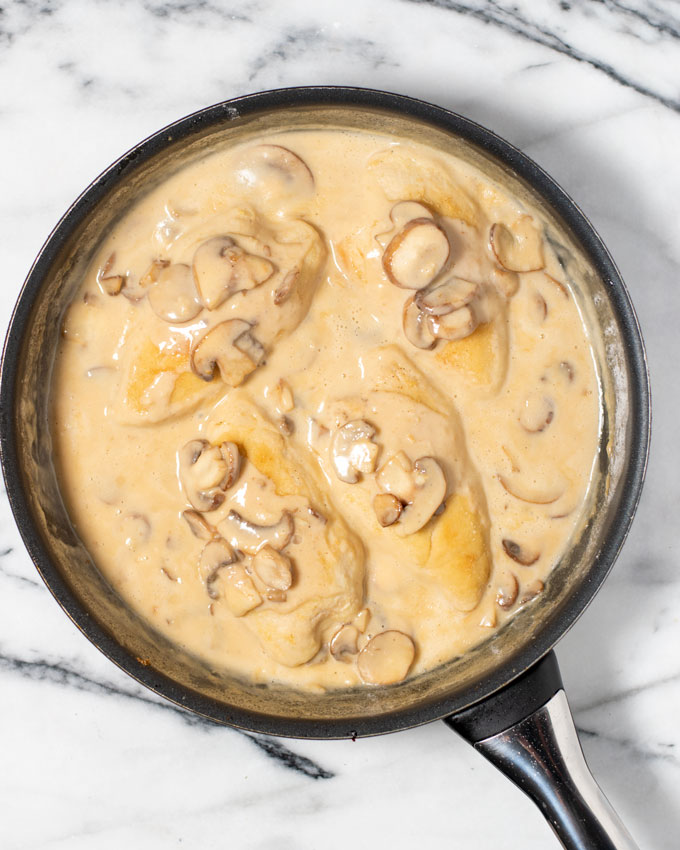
xmin=1 ymin=1 xmax=679 ymax=847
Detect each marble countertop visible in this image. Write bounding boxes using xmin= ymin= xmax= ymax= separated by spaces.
xmin=1 ymin=1 xmax=679 ymax=847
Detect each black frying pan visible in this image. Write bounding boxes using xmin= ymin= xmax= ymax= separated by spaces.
xmin=0 ymin=88 xmax=650 ymax=850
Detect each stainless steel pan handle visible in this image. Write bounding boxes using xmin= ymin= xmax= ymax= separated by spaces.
xmin=446 ymin=652 xmax=638 ymax=850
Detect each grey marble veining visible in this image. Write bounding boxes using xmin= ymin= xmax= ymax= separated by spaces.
xmin=1 ymin=1 xmax=679 ymax=848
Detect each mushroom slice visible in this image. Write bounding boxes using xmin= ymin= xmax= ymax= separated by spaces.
xmin=331 ymin=419 xmax=380 ymax=484
xmin=415 ymin=276 xmax=478 ymax=317
xmin=198 ymin=537 xmax=238 ymax=599
xmin=489 ymin=266 xmax=520 ymax=298
xmin=357 ymin=631 xmax=415 ymax=685
xmin=219 ymin=441 xmax=241 ymax=489
xmin=498 ymin=474 xmax=564 ymax=505
xmin=496 ymin=573 xmax=519 ymax=609
xmin=100 ymin=274 xmax=125 ymax=296
xmin=373 ymin=492 xmax=403 ymax=527
xmin=489 ymin=217 xmax=545 ymax=273
xmin=403 ymin=296 xmax=436 ymax=350
xmin=427 ymin=306 xmax=478 ymax=341
xmin=382 ymin=219 xmax=450 ymax=289
xmin=252 ymin=545 xmax=293 ymax=591
xmin=390 ymin=200 xmax=433 ymax=228
xmin=219 ymin=509 xmax=294 ymax=555
xmin=182 ymin=509 xmax=217 ymax=541
xmin=192 ymin=236 xmax=274 ymax=311
xmin=147 ymin=263 xmax=203 ymax=323
xmin=96 ymin=253 xmax=125 ymax=296
xmin=273 ymin=267 xmax=299 ymax=305
xmin=376 ymin=451 xmax=415 ymax=503
xmin=395 ymin=457 xmax=447 ymax=537
xmin=236 ymin=144 xmax=315 ymax=197
xmin=191 ymin=319 xmax=264 ymax=386
xmin=179 ymin=439 xmax=239 ymax=512
xmin=519 ymin=579 xmax=545 ymax=604
xmin=502 ymin=539 xmax=540 ymax=566
xmin=330 ymin=624 xmax=360 ymax=662
xmin=275 ymin=379 xmax=295 ymax=413
xmin=519 ymin=394 xmax=555 ymax=433
xmin=219 ymin=563 xmax=263 ymax=616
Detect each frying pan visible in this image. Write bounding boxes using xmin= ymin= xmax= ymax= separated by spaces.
xmin=0 ymin=87 xmax=650 ymax=850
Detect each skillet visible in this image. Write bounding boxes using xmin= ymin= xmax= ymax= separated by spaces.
xmin=0 ymin=87 xmax=650 ymax=849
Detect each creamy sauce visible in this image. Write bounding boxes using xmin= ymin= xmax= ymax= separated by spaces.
xmin=52 ymin=130 xmax=600 ymax=690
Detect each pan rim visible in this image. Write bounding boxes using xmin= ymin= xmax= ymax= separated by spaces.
xmin=0 ymin=86 xmax=651 ymax=738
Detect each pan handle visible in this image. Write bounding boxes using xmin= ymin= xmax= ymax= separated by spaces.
xmin=444 ymin=651 xmax=638 ymax=850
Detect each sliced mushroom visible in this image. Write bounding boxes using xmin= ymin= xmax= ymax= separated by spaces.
xmin=519 ymin=394 xmax=555 ymax=433
xmin=498 ymin=474 xmax=564 ymax=505
xmin=396 ymin=457 xmax=447 ymax=537
xmin=382 ymin=219 xmax=450 ymax=289
xmin=519 ymin=579 xmax=545 ymax=604
xmin=545 ymin=272 xmax=569 ymax=299
xmin=415 ymin=276 xmax=478 ymax=316
xmin=330 ymin=624 xmax=360 ymax=662
xmin=198 ymin=537 xmax=238 ymax=599
xmin=218 ymin=562 xmax=263 ymax=616
xmin=496 ymin=573 xmax=519 ymax=609
xmin=192 ymin=236 xmax=274 ymax=311
xmin=376 ymin=451 xmax=415 ymax=503
xmin=97 ymin=253 xmax=126 ymax=296
xmin=179 ymin=439 xmax=240 ymax=512
xmin=357 ymin=631 xmax=415 ymax=685
xmin=489 ymin=217 xmax=545 ymax=273
xmin=402 ymin=296 xmax=436 ymax=350
xmin=273 ymin=267 xmax=299 ymax=305
xmin=252 ymin=545 xmax=293 ymax=591
xmin=373 ymin=492 xmax=403 ymax=527
xmin=275 ymin=379 xmax=294 ymax=413
xmin=427 ymin=306 xmax=478 ymax=341
xmin=191 ymin=319 xmax=265 ymax=386
xmin=489 ymin=266 xmax=520 ymax=298
xmin=331 ymin=419 xmax=379 ymax=484
xmin=530 ymin=291 xmax=548 ymax=324
xmin=182 ymin=509 xmax=217 ymax=541
xmin=219 ymin=509 xmax=294 ymax=555
xmin=100 ymin=274 xmax=125 ymax=296
xmin=140 ymin=259 xmax=170 ymax=288
xmin=147 ymin=262 xmax=203 ymax=323
xmin=502 ymin=539 xmax=540 ymax=567
xmin=236 ymin=144 xmax=315 ymax=198
xmin=390 ymin=200 xmax=433 ymax=228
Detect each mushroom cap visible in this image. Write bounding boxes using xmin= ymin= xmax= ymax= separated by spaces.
xmin=489 ymin=217 xmax=545 ymax=273
xmin=357 ymin=631 xmax=415 ymax=684
xmin=373 ymin=492 xmax=403 ymax=527
xmin=252 ymin=545 xmax=293 ymax=591
xmin=331 ymin=419 xmax=379 ymax=483
xmin=427 ymin=306 xmax=478 ymax=341
xmin=395 ymin=456 xmax=447 ymax=536
xmin=330 ymin=624 xmax=360 ymax=662
xmin=192 ymin=236 xmax=274 ymax=311
xmin=178 ymin=439 xmax=232 ymax=513
xmin=191 ymin=319 xmax=264 ymax=386
xmin=235 ymin=144 xmax=315 ymax=203
xmin=382 ymin=219 xmax=450 ymax=290
xmin=389 ymin=200 xmax=433 ymax=228
xmin=402 ymin=296 xmax=436 ymax=350
xmin=148 ymin=263 xmax=202 ymax=323
xmin=219 ymin=509 xmax=294 ymax=555
xmin=415 ymin=276 xmax=478 ymax=317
